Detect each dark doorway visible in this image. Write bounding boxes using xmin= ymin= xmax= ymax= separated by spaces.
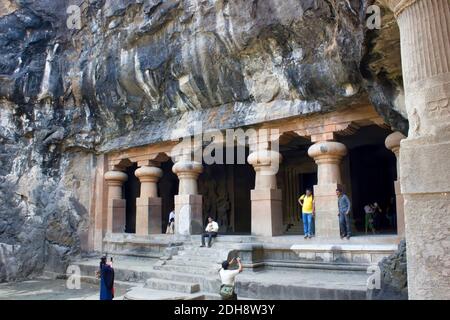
xmin=233 ymin=160 xmax=254 ymax=233
xmin=159 ymin=159 xmax=179 ymax=233
xmin=199 ymin=146 xmax=254 ymax=234
xmin=300 ymin=172 xmax=317 ymax=194
xmin=278 ymin=134 xmax=316 ymax=234
xmin=349 ymin=144 xmax=397 ymax=234
xmin=123 ymin=163 xmax=140 ymax=233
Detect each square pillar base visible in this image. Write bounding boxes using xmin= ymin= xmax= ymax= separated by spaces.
xmin=313 ymin=184 xmax=341 ymax=239
xmin=107 ymin=199 xmax=126 ymax=233
xmin=251 ymin=189 xmax=283 ymax=237
xmin=175 ymin=195 xmax=203 ymax=235
xmin=136 ymin=197 xmax=162 ymax=235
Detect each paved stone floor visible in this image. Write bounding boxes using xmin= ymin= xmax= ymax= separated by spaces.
xmin=237 ymin=269 xmax=368 ymax=291
xmin=0 ymin=267 xmax=369 ymax=300
xmin=0 ymin=278 xmax=138 ymax=300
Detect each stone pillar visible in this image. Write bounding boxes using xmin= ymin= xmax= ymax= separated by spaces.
xmin=308 ymin=141 xmax=347 ymax=238
xmin=385 ymin=131 xmax=406 ymax=237
xmin=104 ymin=170 xmax=128 ymax=233
xmin=172 ymin=157 xmax=203 ymax=235
xmin=135 ymin=165 xmax=163 ymax=235
xmin=386 ymin=0 xmax=450 ymax=299
xmin=248 ymin=149 xmax=283 ymax=237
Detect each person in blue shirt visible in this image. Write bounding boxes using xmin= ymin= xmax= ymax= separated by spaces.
xmin=336 ymin=187 xmax=352 ymax=239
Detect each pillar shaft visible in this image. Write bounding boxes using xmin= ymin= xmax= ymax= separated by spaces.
xmin=308 ymin=141 xmax=347 ymax=238
xmin=248 ymin=149 xmax=283 ymax=237
xmin=104 ymin=170 xmax=128 ymax=234
xmin=385 ymin=131 xmax=406 ymax=237
xmin=391 ymin=0 xmax=450 ymax=299
xmin=140 ymin=180 xmax=158 ymax=198
xmin=172 ymin=159 xmax=203 ymax=235
xmin=177 ymin=173 xmax=200 ymax=195
xmin=135 ymin=165 xmax=163 ymax=235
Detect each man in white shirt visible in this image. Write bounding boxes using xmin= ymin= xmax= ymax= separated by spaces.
xmin=200 ymin=216 xmax=219 ymax=247
xmin=219 ymin=257 xmax=243 ymax=300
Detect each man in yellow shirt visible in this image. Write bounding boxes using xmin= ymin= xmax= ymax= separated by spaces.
xmin=299 ymin=188 xmax=315 ymax=239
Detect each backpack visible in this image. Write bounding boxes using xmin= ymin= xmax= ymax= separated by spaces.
xmin=219 ymin=284 xmax=235 ymax=299
xmin=219 ymin=268 xmax=235 ymax=299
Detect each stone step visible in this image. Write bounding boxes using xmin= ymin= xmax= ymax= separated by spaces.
xmin=145 ymin=278 xmax=200 ymax=293
xmin=165 ymin=258 xmax=221 ymax=269
xmin=124 ymin=287 xmax=207 ymax=300
xmin=178 ymin=248 xmax=229 ymax=257
xmin=74 ymin=259 xmax=155 ymax=282
xmin=171 ymin=255 xmax=224 ymax=264
xmin=153 ymin=264 xmax=219 ymax=275
xmin=188 ymin=235 xmax=257 ymax=243
xmin=235 ymin=269 xmax=368 ymax=300
xmin=258 ymin=260 xmax=369 ymax=272
xmin=177 ymin=252 xmax=226 ymax=260
xmin=146 ymin=270 xmax=217 ymax=284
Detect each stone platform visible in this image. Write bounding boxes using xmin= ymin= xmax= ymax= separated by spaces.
xmin=67 ymin=234 xmax=400 ymax=300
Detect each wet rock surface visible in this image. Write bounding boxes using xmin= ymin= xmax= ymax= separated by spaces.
xmin=0 ymin=0 xmax=407 ymax=281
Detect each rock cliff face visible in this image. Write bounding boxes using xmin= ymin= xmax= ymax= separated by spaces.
xmin=0 ymin=0 xmax=407 ymax=281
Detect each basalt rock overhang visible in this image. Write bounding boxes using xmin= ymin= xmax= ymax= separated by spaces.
xmin=97 ymin=98 xmax=373 ymax=154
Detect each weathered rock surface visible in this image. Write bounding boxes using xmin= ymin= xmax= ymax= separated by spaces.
xmin=0 ymin=0 xmax=407 ymax=281
xmin=369 ymin=239 xmax=408 ymax=299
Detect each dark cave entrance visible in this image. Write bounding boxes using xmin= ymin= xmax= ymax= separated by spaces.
xmin=159 ymin=159 xmax=179 ymax=233
xmin=341 ymin=126 xmax=398 ymax=235
xmin=278 ymin=133 xmax=317 ymax=234
xmin=123 ymin=163 xmax=139 ymax=233
xmin=198 ymin=146 xmax=254 ymax=234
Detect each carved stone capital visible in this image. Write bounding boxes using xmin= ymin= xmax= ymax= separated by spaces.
xmin=379 ymin=0 xmax=419 ymax=17
xmin=385 ymin=131 xmax=406 ymax=156
xmin=135 ymin=166 xmax=163 ymax=183
xmin=104 ymin=171 xmax=128 ymax=186
xmin=307 ymin=141 xmax=347 ymax=163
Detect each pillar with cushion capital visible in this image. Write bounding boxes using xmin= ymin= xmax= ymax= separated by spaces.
xmin=135 ymin=165 xmax=163 ymax=235
xmin=172 ymin=158 xmax=203 ymax=235
xmin=385 ymin=131 xmax=406 ymax=237
xmin=308 ymin=140 xmax=347 ymax=238
xmin=104 ymin=170 xmax=128 ymax=233
xmin=248 ymin=149 xmax=283 ymax=237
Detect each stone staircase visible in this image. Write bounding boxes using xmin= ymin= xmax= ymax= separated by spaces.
xmin=72 ymin=235 xmax=398 ymax=300
xmin=124 ymin=239 xmax=234 ymax=299
xmin=285 ymin=222 xmax=303 ymax=235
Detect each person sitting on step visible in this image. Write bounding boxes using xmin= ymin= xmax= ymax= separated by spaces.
xmin=200 ymin=216 xmax=219 ymax=248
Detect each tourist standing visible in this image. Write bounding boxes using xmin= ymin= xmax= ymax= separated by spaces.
xmin=364 ymin=203 xmax=376 ymax=234
xmin=166 ymin=210 xmax=175 ymax=234
xmin=98 ymin=256 xmax=115 ymax=300
xmin=336 ymin=187 xmax=352 ymax=239
xmin=200 ymin=216 xmax=219 ymax=247
xmin=219 ymin=257 xmax=243 ymax=300
xmin=299 ymin=188 xmax=315 ymax=239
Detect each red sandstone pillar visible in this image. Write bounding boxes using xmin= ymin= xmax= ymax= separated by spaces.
xmin=172 ymin=156 xmax=203 ymax=235
xmin=104 ymin=170 xmax=128 ymax=233
xmin=248 ymin=149 xmax=283 ymax=237
xmin=135 ymin=164 xmax=163 ymax=235
xmin=308 ymin=141 xmax=347 ymax=238
xmin=385 ymin=131 xmax=406 ymax=237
